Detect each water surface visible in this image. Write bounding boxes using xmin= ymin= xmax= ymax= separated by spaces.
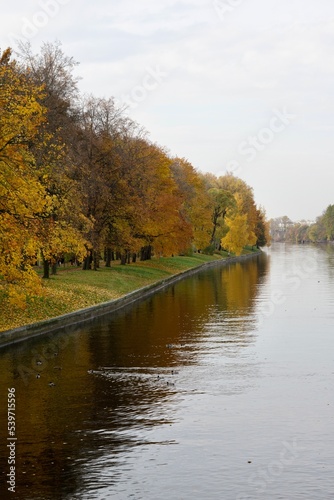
xmin=0 ymin=245 xmax=334 ymax=499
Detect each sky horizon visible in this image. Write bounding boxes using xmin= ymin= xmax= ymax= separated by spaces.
xmin=1 ymin=0 xmax=334 ymax=223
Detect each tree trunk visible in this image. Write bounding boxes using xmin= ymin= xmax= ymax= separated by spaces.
xmin=93 ymin=251 xmax=99 ymax=270
xmin=83 ymin=251 xmax=93 ymax=270
xmin=210 ymin=226 xmax=216 ymax=245
xmin=120 ymin=253 xmax=127 ymax=265
xmin=105 ymin=248 xmax=113 ymax=267
xmin=43 ymin=259 xmax=50 ymax=279
xmin=140 ymin=245 xmax=152 ymax=261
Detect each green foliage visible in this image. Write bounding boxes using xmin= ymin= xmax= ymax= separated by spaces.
xmin=304 ymin=205 xmax=334 ymax=242
xmin=202 ymin=244 xmax=215 ymax=255
xmin=322 ymin=205 xmax=334 ymax=240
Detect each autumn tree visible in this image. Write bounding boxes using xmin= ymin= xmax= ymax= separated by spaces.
xmin=170 ymin=158 xmax=212 ymax=251
xmin=207 ymin=187 xmax=236 ymax=249
xmin=0 ymin=48 xmax=47 ymax=305
xmin=18 ymin=42 xmax=88 ymax=276
xmin=254 ymin=207 xmax=271 ymax=248
xmin=217 ymin=173 xmax=258 ymax=247
xmin=271 ymin=216 xmax=296 ymax=242
xmin=75 ymin=96 xmax=196 ymax=266
xmin=121 ymin=142 xmax=193 ymax=259
xmin=203 ymin=173 xmax=261 ymax=254
xmin=17 ymin=41 xmax=80 ymax=140
xmin=221 ymin=213 xmax=250 ymax=256
xmin=221 ymin=194 xmax=255 ymax=255
xmin=1 ymin=41 xmax=271 ymax=314
xmin=74 ymin=95 xmax=132 ymax=269
xmin=285 ymin=222 xmax=309 ymax=243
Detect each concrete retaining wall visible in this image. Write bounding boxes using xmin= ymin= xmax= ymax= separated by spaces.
xmin=0 ymin=252 xmax=260 ymax=348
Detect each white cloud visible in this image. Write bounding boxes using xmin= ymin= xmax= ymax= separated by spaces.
xmin=1 ymin=0 xmax=334 ymax=220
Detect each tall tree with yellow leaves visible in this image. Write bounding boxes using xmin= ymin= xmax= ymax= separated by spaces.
xmin=0 ymin=48 xmax=47 ymax=305
xmin=171 ymin=158 xmax=213 ymax=251
xmin=19 ymin=42 xmax=88 ymax=277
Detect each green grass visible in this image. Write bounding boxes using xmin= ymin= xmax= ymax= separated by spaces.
xmin=0 ymin=253 xmax=223 ymax=333
xmin=0 ymin=248 xmax=261 ymax=333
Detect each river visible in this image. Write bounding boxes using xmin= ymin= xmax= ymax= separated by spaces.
xmin=0 ymin=243 xmax=334 ymax=499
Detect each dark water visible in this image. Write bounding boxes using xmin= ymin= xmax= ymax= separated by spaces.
xmin=1 ymin=244 xmax=334 ymax=499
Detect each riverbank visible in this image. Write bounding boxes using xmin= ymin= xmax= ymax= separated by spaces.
xmin=0 ymin=249 xmax=260 ymax=346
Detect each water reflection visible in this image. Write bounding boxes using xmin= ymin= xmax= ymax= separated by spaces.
xmin=0 ymin=254 xmax=269 ymax=499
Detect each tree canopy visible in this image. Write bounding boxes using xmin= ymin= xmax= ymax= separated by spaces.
xmin=279 ymin=205 xmax=334 ymax=244
xmin=0 ymin=44 xmax=270 ymax=308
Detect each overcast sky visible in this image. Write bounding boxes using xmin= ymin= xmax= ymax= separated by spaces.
xmin=2 ymin=0 xmax=334 ymax=221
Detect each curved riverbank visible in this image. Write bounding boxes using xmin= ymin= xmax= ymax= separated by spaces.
xmin=0 ymin=251 xmax=261 ymax=348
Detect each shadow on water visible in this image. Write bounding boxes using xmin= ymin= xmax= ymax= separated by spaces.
xmin=0 ymin=253 xmax=269 ymax=499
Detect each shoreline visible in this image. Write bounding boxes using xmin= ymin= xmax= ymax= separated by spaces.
xmin=0 ymin=252 xmax=261 ymax=349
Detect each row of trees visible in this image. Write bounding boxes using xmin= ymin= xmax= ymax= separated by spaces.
xmin=270 ymin=205 xmax=334 ymax=244
xmin=0 ymin=42 xmax=270 ymax=307
xmin=281 ymin=205 xmax=334 ymax=243
xmin=270 ymin=216 xmax=295 ymax=242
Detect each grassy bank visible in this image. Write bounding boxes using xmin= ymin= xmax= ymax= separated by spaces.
xmin=0 ymin=253 xmax=228 ymax=333
xmin=0 ymin=248 xmax=259 ymax=333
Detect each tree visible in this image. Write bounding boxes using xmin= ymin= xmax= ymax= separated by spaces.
xmin=170 ymin=158 xmax=212 ymax=251
xmin=221 ymin=212 xmax=250 ymax=256
xmin=18 ymin=42 xmax=88 ymax=277
xmin=1 ymin=42 xmax=270 ymax=310
xmin=17 ymin=41 xmax=80 ymax=139
xmin=126 ymin=143 xmax=193 ymax=258
xmin=0 ymin=48 xmax=47 ymax=305
xmin=207 ymin=187 xmax=236 ymax=248
xmin=215 ymin=174 xmax=258 ymax=244
xmin=75 ymin=98 xmax=196 ymax=266
xmin=255 ymin=207 xmax=271 ymax=247
xmin=322 ymin=205 xmax=334 ymax=241
xmin=308 ymin=217 xmax=326 ymax=242
xmin=74 ymin=95 xmax=133 ymax=268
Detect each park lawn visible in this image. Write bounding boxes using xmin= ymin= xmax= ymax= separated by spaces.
xmin=0 ymin=253 xmax=223 ymax=333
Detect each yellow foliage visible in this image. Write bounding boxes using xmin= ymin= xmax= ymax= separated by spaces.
xmin=221 ymin=213 xmax=250 ymax=255
xmin=0 ymin=46 xmax=270 ymax=313
xmin=0 ymin=50 xmax=48 ymax=306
